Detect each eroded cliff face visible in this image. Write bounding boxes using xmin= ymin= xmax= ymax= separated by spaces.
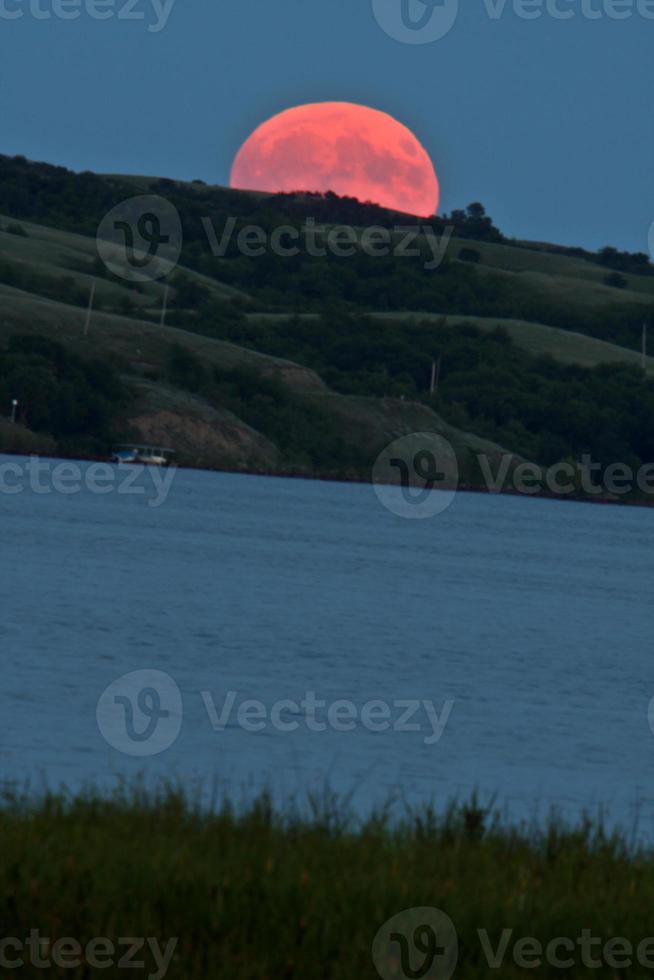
xmin=125 ymin=383 xmax=280 ymax=471
xmin=127 ymin=411 xmax=275 ymax=470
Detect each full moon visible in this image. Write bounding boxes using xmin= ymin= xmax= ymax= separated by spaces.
xmin=230 ymin=102 xmax=439 ymax=218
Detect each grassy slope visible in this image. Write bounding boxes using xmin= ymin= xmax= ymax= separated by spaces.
xmin=5 ymin=223 xmax=648 ymax=378
xmin=0 ymin=283 xmax=517 ymax=476
xmin=1 ymin=201 xmax=653 ymax=476
xmin=0 ymin=213 xmax=250 ymax=308
xmin=102 ymin=176 xmax=654 ymax=308
xmin=450 ymin=234 xmax=654 ymax=302
xmin=0 ymin=283 xmax=322 ymax=391
xmin=311 ymin=223 xmax=654 ymax=310
xmin=371 ymin=312 xmax=654 ymax=376
xmin=245 ymin=309 xmax=654 ymax=375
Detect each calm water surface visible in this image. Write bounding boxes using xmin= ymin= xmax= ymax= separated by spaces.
xmin=1 ymin=455 xmax=653 ymax=832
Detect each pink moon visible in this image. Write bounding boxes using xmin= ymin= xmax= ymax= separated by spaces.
xmin=230 ymin=101 xmax=440 ymax=218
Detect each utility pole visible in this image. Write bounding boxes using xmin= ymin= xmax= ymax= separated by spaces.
xmin=84 ymin=280 xmax=96 ymax=337
xmin=160 ymin=283 xmax=169 ymax=328
xmin=10 ymin=399 xmax=17 ymax=424
xmin=430 ymin=355 xmax=442 ymax=394
xmin=643 ymin=321 xmax=648 ymax=372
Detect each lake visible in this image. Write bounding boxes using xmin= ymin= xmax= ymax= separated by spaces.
xmin=2 ymin=453 xmax=653 ymax=835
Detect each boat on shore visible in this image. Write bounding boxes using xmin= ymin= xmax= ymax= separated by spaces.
xmin=111 ymin=444 xmax=175 ymax=467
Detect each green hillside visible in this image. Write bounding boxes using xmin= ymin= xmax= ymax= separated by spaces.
xmin=0 ymin=152 xmax=653 ymax=497
xmin=370 ymin=312 xmax=654 ymax=375
xmin=0 ymin=281 xmax=515 ymax=482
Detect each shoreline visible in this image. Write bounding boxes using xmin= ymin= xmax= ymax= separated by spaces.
xmin=1 ymin=445 xmax=652 ymax=509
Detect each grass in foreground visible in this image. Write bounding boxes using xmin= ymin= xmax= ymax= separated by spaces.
xmin=2 ymin=787 xmax=654 ymax=978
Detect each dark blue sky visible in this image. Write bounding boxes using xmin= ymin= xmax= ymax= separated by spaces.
xmin=1 ymin=0 xmax=652 ymax=251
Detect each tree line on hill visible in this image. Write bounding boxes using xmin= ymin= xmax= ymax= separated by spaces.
xmin=168 ymin=309 xmax=654 ymax=473
xmin=0 ymin=335 xmax=126 ymax=450
xmin=1 ymin=153 xmax=654 ymax=485
xmin=1 ymin=153 xmax=651 ymax=291
xmin=1 ymin=327 xmax=654 ymax=491
xmin=172 ymin=247 xmax=651 ymax=354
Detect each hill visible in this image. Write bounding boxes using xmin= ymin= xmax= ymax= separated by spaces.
xmin=0 ymin=152 xmax=653 ymax=499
